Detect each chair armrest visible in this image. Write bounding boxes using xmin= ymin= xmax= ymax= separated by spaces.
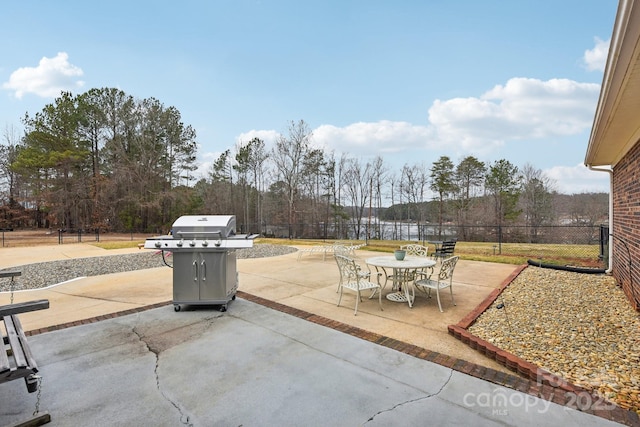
xmin=0 ymin=300 xmax=50 ymax=317
xmin=356 ymin=264 xmax=374 ymax=277
xmin=364 ymin=270 xmax=382 ymax=278
xmin=414 ymin=267 xmax=434 ymax=280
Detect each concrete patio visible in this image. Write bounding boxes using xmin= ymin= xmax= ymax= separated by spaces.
xmin=3 ymin=245 xmax=516 ymax=372
xmin=0 ymin=244 xmax=633 ymax=426
xmin=239 ymin=248 xmax=519 ymax=371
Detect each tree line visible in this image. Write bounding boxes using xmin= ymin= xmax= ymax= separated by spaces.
xmin=0 ymin=88 xmax=607 ymax=240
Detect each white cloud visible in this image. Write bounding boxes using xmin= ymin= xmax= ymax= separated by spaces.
xmin=195 ymin=77 xmax=604 ymax=194
xmin=544 ymin=163 xmax=610 ymax=194
xmin=313 ymin=120 xmax=433 ymax=155
xmin=236 ymin=129 xmax=279 ymax=146
xmin=307 ymin=78 xmax=598 ymax=161
xmin=583 ymin=37 xmax=610 ymax=72
xmin=2 ymin=52 xmax=85 ymax=99
xmin=428 ymin=77 xmax=600 ymax=153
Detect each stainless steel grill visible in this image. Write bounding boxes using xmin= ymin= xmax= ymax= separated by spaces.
xmin=144 ymin=215 xmax=257 ymax=312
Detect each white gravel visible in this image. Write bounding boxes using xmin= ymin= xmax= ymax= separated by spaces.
xmin=0 ymin=244 xmax=297 ymax=292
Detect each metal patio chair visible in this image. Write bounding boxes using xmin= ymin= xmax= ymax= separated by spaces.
xmin=401 ymin=244 xmax=429 ymax=257
xmin=334 ymin=254 xmax=383 ymax=315
xmin=431 ymin=240 xmax=457 ymax=263
xmin=414 ymin=256 xmax=459 ymax=312
xmin=401 ymin=243 xmax=432 ymax=278
xmin=334 ymin=245 xmax=373 ymax=292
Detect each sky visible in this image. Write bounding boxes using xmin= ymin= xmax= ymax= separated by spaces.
xmin=0 ymin=1 xmax=619 ymax=195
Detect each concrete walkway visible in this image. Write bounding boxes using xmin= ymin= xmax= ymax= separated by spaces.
xmin=0 ymin=244 xmax=631 ymax=426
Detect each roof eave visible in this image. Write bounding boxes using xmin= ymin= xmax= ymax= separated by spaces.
xmin=585 ymin=0 xmax=640 ymax=168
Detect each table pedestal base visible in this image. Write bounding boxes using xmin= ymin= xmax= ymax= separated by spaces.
xmin=386 ymin=292 xmax=408 ymax=302
xmin=386 ymin=290 xmax=414 ymax=307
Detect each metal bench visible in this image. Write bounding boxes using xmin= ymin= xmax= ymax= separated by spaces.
xmin=1 ymin=271 xmax=51 ymax=425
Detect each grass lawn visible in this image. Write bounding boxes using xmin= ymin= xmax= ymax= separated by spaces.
xmin=259 ymin=238 xmax=603 ymax=267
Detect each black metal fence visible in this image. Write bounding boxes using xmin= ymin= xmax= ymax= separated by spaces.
xmin=0 ymin=229 xmax=138 ymax=247
xmin=247 ymin=222 xmax=608 ymax=268
xmin=417 ymin=224 xmax=607 ymax=267
xmin=0 ymin=223 xmax=608 ymax=269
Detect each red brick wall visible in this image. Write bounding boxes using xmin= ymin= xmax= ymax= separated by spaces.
xmin=612 ymin=141 xmax=640 ymax=311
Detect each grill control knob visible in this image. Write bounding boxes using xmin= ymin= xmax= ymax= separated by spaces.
xmin=189 ymin=240 xmax=196 ymax=247
xmin=177 ymin=239 xmax=183 ymax=247
xmin=202 ymin=240 xmax=209 ymax=247
xmin=154 ymin=241 xmax=161 ymax=248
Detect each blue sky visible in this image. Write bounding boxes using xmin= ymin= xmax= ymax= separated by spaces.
xmin=0 ymin=1 xmax=618 ymax=194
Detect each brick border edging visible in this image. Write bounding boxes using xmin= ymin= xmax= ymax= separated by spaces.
xmin=447 ymin=264 xmax=639 ymax=426
xmin=23 ymin=290 xmax=639 ymax=426
xmin=24 ymin=300 xmax=173 ymax=336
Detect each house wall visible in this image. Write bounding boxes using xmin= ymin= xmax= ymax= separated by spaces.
xmin=612 ymin=141 xmax=640 ymax=311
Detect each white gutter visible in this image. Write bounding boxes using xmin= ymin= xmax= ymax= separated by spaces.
xmin=587 ymin=165 xmax=613 ymax=273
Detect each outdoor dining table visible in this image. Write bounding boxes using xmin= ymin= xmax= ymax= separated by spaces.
xmin=365 ymin=255 xmax=436 ymax=308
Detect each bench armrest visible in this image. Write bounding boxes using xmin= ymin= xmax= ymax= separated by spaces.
xmin=0 ymin=271 xmax=21 ymax=279
xmin=0 ymin=300 xmax=49 ymax=317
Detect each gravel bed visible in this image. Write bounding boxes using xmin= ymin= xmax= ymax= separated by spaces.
xmin=469 ymin=266 xmax=640 ymax=414
xmin=0 ymin=244 xmax=297 ymax=292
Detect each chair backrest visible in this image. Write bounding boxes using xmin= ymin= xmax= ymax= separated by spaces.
xmin=334 ymin=245 xmax=353 ymax=257
xmin=438 ymin=256 xmax=459 ymax=281
xmin=334 ymin=254 xmax=359 ymax=282
xmin=400 ymin=244 xmax=428 ymax=257
xmin=440 ymin=240 xmax=457 ymax=255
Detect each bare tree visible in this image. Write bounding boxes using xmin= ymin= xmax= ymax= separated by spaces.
xmin=206 ymin=149 xmax=234 ymax=214
xmin=520 ymin=163 xmax=555 ymax=242
xmin=567 ymin=192 xmax=608 ymax=226
xmin=0 ymin=125 xmax=27 ymax=227
xmin=387 ymin=171 xmax=401 ymax=240
xmin=401 ymin=163 xmax=429 ymax=240
xmin=332 ymin=153 xmax=350 ymax=239
xmin=271 ymin=120 xmax=313 ymax=238
xmin=370 ymin=156 xmax=387 ymax=240
xmin=342 ymin=157 xmax=373 ymax=239
xmin=247 ymin=138 xmax=268 ymax=233
xmin=301 ymin=148 xmax=331 ymax=237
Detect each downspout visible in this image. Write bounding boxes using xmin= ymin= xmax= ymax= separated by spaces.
xmin=587 ymin=164 xmax=613 ymax=273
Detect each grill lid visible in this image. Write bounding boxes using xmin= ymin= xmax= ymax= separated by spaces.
xmin=143 ymin=215 xmax=257 ymax=250
xmin=172 ymin=215 xmax=236 ymax=238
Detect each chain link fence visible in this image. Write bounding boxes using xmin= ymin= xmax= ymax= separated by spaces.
xmin=1 ymin=223 xmax=608 ymax=269
xmin=436 ymin=224 xmax=607 ymax=268
xmin=0 ymin=229 xmax=145 ymax=247
xmin=418 ymin=224 xmax=605 ymax=266
xmin=252 ymin=222 xmax=608 ymax=269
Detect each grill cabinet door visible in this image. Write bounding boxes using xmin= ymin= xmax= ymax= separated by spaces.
xmin=172 ymin=252 xmax=201 ymax=303
xmin=199 ymin=251 xmax=236 ymax=301
xmin=172 ymin=250 xmax=237 ymax=304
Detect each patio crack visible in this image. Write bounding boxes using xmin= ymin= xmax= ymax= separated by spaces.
xmin=364 ymin=368 xmax=454 ymax=424
xmin=133 ymin=326 xmax=194 ymax=427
